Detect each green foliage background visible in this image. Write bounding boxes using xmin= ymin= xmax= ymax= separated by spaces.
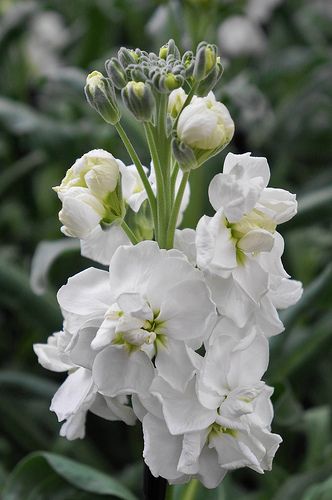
xmin=0 ymin=0 xmax=331 ymax=498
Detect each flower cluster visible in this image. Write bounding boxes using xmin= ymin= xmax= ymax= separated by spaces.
xmin=34 ymin=39 xmax=302 ymax=489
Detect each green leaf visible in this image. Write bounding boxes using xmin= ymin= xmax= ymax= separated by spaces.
xmin=280 ymin=264 xmax=332 ymax=331
xmin=2 ymin=452 xmax=138 ymax=500
xmin=272 ymin=464 xmax=332 ymax=500
xmin=303 ymin=476 xmax=332 ymax=500
xmin=273 ymin=382 xmax=303 ymax=427
xmin=303 ymin=407 xmax=331 ymax=470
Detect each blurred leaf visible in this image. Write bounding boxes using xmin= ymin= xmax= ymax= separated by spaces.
xmin=2 ymin=452 xmax=138 ymax=500
xmin=0 ymin=371 xmax=57 ymax=398
xmin=0 ymin=258 xmax=61 ymax=330
xmin=0 ymin=151 xmax=46 ymax=198
xmin=303 ymin=407 xmax=331 ymax=470
xmin=285 ymin=184 xmax=332 ymax=230
xmin=273 ymin=382 xmax=303 ymax=427
xmin=269 ymin=312 xmax=332 ymax=382
xmin=280 ymin=264 xmax=332 ymax=331
xmin=303 ymin=476 xmax=332 ymax=500
xmin=272 ymin=464 xmax=332 ymax=500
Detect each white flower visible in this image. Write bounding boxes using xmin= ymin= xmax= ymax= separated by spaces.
xmin=177 ymin=92 xmax=234 ymax=151
xmin=54 ymin=149 xmax=120 ymax=200
xmin=57 ymin=241 xmax=217 ymax=397
xmin=34 ymin=326 xmax=136 ymax=440
xmin=142 ymin=332 xmax=281 ymax=487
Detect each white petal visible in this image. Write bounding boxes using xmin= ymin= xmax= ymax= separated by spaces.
xmin=174 ymin=229 xmax=197 ymax=266
xmin=151 ymin=377 xmax=216 ymax=435
xmin=223 ymin=152 xmax=270 ymax=187
xmin=159 ymin=279 xmax=217 ymax=342
xmin=143 ymin=414 xmax=184 ymax=481
xmin=60 ymin=411 xmax=87 ymax=440
xmin=109 ymin=241 xmax=161 ymax=300
xmin=232 ymin=259 xmax=269 ymax=302
xmin=268 ymin=278 xmax=303 ymax=310
xmin=178 ymin=430 xmax=207 ymax=474
xmin=81 ymin=224 xmax=131 ymax=266
xmin=155 ymin=339 xmax=198 ymax=392
xmin=237 ymin=229 xmax=274 ymax=253
xmin=227 ymin=333 xmax=269 ymax=389
xmin=69 ymin=327 xmax=97 ymax=369
xmin=258 ymin=188 xmax=297 ymax=224
xmin=57 ymin=267 xmax=110 ymax=319
xmin=197 ymin=446 xmax=227 ymax=489
xmin=90 ymin=394 xmax=136 ymax=425
xmin=33 ymin=342 xmax=73 ymax=372
xmin=93 ymin=346 xmax=155 ymax=397
xmin=50 ymin=367 xmax=95 ymax=422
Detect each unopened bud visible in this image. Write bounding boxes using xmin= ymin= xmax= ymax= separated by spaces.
xmin=105 ymin=58 xmax=127 ymax=89
xmin=122 ymin=81 xmax=156 ymax=122
xmin=159 ymin=39 xmax=180 ymax=61
xmin=195 ymin=60 xmax=223 ymax=96
xmin=85 ymin=71 xmax=121 ymax=124
xmin=193 ymin=42 xmax=218 ymax=82
xmin=168 ymin=88 xmax=187 ymax=119
xmin=182 ymin=51 xmax=195 ymax=78
xmin=172 ymin=137 xmax=197 ymax=172
xmin=154 ymin=72 xmax=184 ymax=93
xmin=118 ymin=47 xmax=139 ymax=67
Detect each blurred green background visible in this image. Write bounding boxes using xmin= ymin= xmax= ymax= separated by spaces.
xmin=0 ymin=0 xmax=332 ymax=498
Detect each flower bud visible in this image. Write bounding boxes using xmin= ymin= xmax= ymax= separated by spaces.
xmin=193 ymin=42 xmax=218 ymax=82
xmin=168 ymin=88 xmax=187 ymax=119
xmin=122 ymin=81 xmax=156 ymax=122
xmin=159 ymin=39 xmax=180 ymax=61
xmin=153 ymin=72 xmax=184 ymax=93
xmin=182 ymin=51 xmax=195 ymax=78
xmin=54 ymin=150 xmax=126 ymax=238
xmin=195 ymin=60 xmax=223 ymax=96
xmin=177 ymin=92 xmax=234 ymax=155
xmin=84 ymin=71 xmax=121 ymax=124
xmin=172 ymin=137 xmax=197 ymax=172
xmin=118 ymin=47 xmax=139 ymax=67
xmin=105 ymin=58 xmax=127 ymax=89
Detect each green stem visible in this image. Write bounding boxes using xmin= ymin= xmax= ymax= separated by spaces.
xmin=166 ymin=171 xmax=190 ymax=249
xmin=182 ymin=479 xmax=199 ymax=500
xmin=157 ymin=94 xmax=172 ymax=232
xmin=165 ymin=484 xmax=174 ymax=500
xmin=144 ymin=122 xmax=167 ymax=248
xmin=170 ymin=161 xmax=179 ymax=203
xmin=115 ymin=122 xmax=157 ymax=230
xmin=121 ymin=220 xmax=139 ymax=244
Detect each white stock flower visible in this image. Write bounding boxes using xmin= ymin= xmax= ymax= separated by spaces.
xmin=57 ymin=241 xmax=217 ymax=397
xmin=177 ymin=92 xmax=234 ymax=151
xmin=218 ymin=16 xmax=266 ymax=58
xmin=34 ymin=326 xmax=135 ymax=440
xmin=142 ymin=332 xmax=281 ymax=487
xmin=54 ymin=149 xmax=120 ymax=200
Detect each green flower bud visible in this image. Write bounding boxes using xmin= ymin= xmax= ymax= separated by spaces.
xmin=118 ymin=47 xmax=139 ymax=67
xmin=159 ymin=39 xmax=180 ymax=61
xmin=122 ymin=81 xmax=156 ymax=122
xmin=182 ymin=51 xmax=195 ymax=78
xmin=153 ymin=72 xmax=184 ymax=93
xmin=193 ymin=42 xmax=218 ymax=82
xmin=195 ymin=60 xmax=223 ymax=96
xmin=172 ymin=137 xmax=198 ymax=172
xmin=84 ymin=71 xmax=121 ymax=124
xmin=105 ymin=58 xmax=127 ymax=89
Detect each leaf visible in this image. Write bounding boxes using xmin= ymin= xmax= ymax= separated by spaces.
xmin=303 ymin=407 xmax=331 ymax=470
xmin=273 ymin=382 xmax=303 ymax=427
xmin=0 ymin=258 xmax=61 ymax=330
xmin=272 ymin=464 xmax=332 ymax=500
xmin=280 ymin=264 xmax=332 ymax=331
xmin=284 ymin=184 xmax=332 ymax=229
xmin=2 ymin=452 xmax=138 ymax=500
xmin=303 ymin=476 xmax=332 ymax=500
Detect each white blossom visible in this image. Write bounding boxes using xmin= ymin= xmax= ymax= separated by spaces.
xmin=177 ymin=92 xmax=234 ymax=151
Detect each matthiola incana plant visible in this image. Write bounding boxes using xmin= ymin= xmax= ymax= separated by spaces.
xmin=34 ymin=39 xmax=302 ymax=497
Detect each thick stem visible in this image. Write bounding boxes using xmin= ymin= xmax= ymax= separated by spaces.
xmin=143 ymin=463 xmax=167 ymax=500
xmin=144 ymin=122 xmax=168 ymax=248
xmin=166 ymin=171 xmax=190 ymax=249
xmin=115 ymin=122 xmax=157 ymax=232
xmin=182 ymin=479 xmax=199 ymax=500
